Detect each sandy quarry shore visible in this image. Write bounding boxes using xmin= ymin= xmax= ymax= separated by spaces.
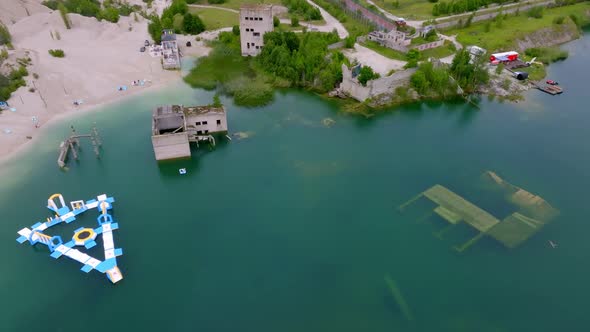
xmin=0 ymin=1 xmax=209 ymax=165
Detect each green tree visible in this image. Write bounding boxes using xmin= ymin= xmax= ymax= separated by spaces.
xmin=357 ymin=66 xmax=379 ymax=86
xmin=173 ymin=13 xmax=184 ymax=33
xmin=232 ymin=25 xmax=240 ymax=36
xmin=450 ymin=49 xmax=489 ymax=93
xmin=407 ymin=49 xmax=420 ymax=62
xmin=162 ymin=17 xmax=173 ymax=29
xmin=212 ymin=93 xmax=222 ymax=107
xmin=273 ymin=16 xmax=280 ymax=27
xmin=411 ymin=70 xmax=428 ymax=94
xmin=344 ymin=35 xmax=355 ymax=48
xmin=291 ymin=16 xmax=299 ymax=27
xmin=0 ymin=21 xmax=11 ymax=46
xmin=148 ymin=15 xmax=163 ymax=43
xmin=183 ymin=13 xmax=205 ymax=34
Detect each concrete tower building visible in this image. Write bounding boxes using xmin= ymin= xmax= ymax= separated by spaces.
xmin=239 ymin=4 xmax=273 ymax=56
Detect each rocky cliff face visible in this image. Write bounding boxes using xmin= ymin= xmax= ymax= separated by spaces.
xmin=516 ymin=21 xmax=581 ymax=51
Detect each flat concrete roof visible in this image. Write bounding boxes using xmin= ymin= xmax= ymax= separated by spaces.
xmin=424 ymin=185 xmax=500 ymax=232
xmin=183 ymin=105 xmax=225 ymax=116
xmin=240 ymin=4 xmax=273 ymax=9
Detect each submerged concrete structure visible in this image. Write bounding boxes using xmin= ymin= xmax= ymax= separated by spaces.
xmin=161 ymin=29 xmax=181 ymax=69
xmin=239 ymin=4 xmax=273 ymax=56
xmin=398 ymin=171 xmax=559 ymax=251
xmin=151 ymin=105 xmax=228 ymax=161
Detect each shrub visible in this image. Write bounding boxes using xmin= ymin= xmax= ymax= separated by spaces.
xmin=357 ymin=66 xmax=379 ymax=86
xmin=29 ymin=87 xmax=36 ymax=92
xmin=569 ymin=14 xmax=580 ymax=27
xmin=33 ymin=73 xmax=39 ymax=79
xmin=344 ymin=35 xmax=355 ymax=48
xmin=406 ymin=49 xmax=420 ymax=62
xmin=212 ymin=93 xmax=222 ymax=107
xmin=48 ymin=49 xmax=65 ymax=57
xmin=495 ymin=63 xmax=504 ymax=74
xmin=527 ymin=6 xmax=544 ymax=19
xmin=183 ymin=13 xmax=205 ymax=34
xmin=173 ymin=13 xmax=184 ymax=33
xmin=208 ymin=0 xmax=225 ymax=3
xmin=525 ymin=47 xmax=569 ymax=64
xmin=282 ymin=0 xmax=322 ymax=21
xmin=0 ymin=21 xmax=11 ymax=46
xmin=553 ymin=16 xmax=565 ymax=24
xmin=0 ymin=66 xmax=28 ymax=100
xmin=273 ymin=16 xmax=280 ymax=28
xmin=0 ymin=48 xmax=8 ymax=61
xmin=291 ymin=17 xmax=299 ymax=27
xmin=99 ymin=7 xmax=120 ymax=23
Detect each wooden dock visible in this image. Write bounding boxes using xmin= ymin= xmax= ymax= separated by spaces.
xmin=57 ymin=125 xmax=102 ymax=168
xmin=530 ymin=81 xmax=563 ymax=95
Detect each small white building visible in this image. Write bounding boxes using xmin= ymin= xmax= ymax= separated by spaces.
xmin=161 ymin=29 xmax=181 ymax=70
xmin=239 ymin=4 xmax=273 ymax=56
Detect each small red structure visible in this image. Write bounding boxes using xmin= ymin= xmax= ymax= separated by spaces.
xmin=490 ymin=51 xmax=519 ymax=62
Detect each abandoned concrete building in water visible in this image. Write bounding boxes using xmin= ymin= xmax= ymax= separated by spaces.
xmin=151 ymin=105 xmax=228 ymax=161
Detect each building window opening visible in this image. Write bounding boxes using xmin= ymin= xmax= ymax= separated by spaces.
xmin=217 ymin=120 xmax=221 ymax=125
xmin=253 ymin=32 xmax=260 ymax=37
xmin=247 ymin=42 xmax=250 ymax=49
xmin=202 ymin=121 xmax=208 ymax=125
xmin=195 ymin=122 xmax=201 ymax=125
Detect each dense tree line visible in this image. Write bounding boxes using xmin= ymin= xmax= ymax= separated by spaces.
xmin=432 ymin=0 xmax=516 ymax=16
xmin=42 ymin=0 xmax=140 ymax=23
xmin=449 ymin=49 xmax=489 ymax=92
xmin=411 ymin=49 xmax=489 ymax=97
xmin=258 ymin=31 xmax=346 ymax=92
xmin=410 ymin=62 xmax=454 ymax=96
xmin=148 ymin=0 xmax=205 ymax=43
xmin=282 ymin=0 xmax=322 ymax=21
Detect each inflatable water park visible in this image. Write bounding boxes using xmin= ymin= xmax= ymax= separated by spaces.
xmin=16 ymin=193 xmax=124 ymax=284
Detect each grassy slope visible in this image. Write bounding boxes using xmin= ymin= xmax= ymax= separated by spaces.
xmin=447 ymin=2 xmax=590 ymax=52
xmin=360 ymin=40 xmax=407 ymax=60
xmin=372 ymin=0 xmax=434 ymax=20
xmin=419 ymin=40 xmax=456 ymax=59
xmin=190 ymin=7 xmax=239 ymax=30
xmin=361 ymin=39 xmax=455 ymax=61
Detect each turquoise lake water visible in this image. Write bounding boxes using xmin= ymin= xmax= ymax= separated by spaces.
xmin=1 ymin=35 xmax=590 ymax=331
